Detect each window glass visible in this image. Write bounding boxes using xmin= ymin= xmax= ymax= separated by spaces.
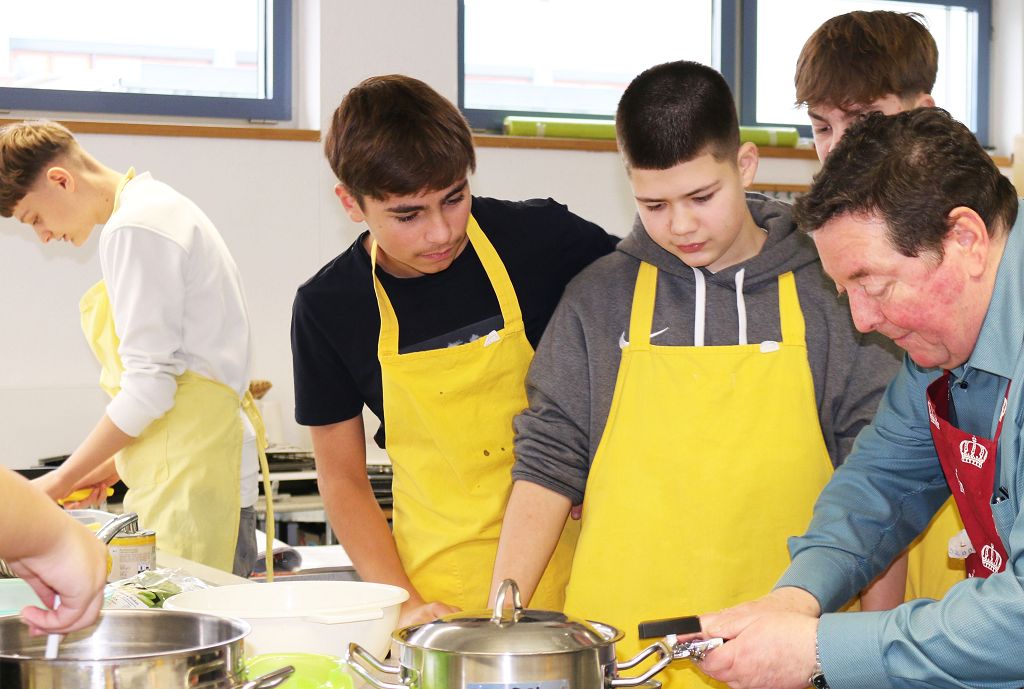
xmin=462 ymin=0 xmax=716 ymax=126
xmin=0 ymin=0 xmax=290 ymax=120
xmin=753 ymin=1 xmax=979 ymax=130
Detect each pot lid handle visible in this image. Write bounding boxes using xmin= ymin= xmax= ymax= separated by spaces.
xmin=490 ymin=579 xmax=524 ymax=623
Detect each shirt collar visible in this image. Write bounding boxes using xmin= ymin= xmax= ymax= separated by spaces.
xmin=964 ymin=207 xmax=1024 ymax=379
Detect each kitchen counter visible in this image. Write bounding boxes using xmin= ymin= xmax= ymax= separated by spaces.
xmin=156 ymin=550 xmax=252 ymax=586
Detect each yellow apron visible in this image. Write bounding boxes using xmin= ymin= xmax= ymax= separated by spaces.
xmin=905 ymin=498 xmax=965 ymax=599
xmin=80 ymin=281 xmax=268 ymax=572
xmin=563 ymin=264 xmax=833 ymax=689
xmin=372 ymin=215 xmax=579 ymax=611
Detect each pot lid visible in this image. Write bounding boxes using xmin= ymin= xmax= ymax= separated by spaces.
xmin=394 ymin=580 xmax=622 ymax=654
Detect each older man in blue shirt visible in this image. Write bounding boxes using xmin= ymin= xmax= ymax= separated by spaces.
xmin=695 ymin=108 xmax=1024 ymax=689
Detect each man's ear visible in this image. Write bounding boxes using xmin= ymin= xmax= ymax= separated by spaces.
xmin=736 ymin=141 xmax=760 ymax=188
xmin=45 ymin=166 xmax=75 ymax=192
xmin=912 ymin=93 xmax=936 ymax=109
xmin=944 ymin=206 xmax=990 ymax=277
xmin=334 ymin=184 xmax=365 ymax=223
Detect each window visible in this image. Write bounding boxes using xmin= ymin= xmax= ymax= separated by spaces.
xmin=459 ymin=0 xmax=734 ymax=132
xmin=460 ymin=0 xmax=990 ymax=143
xmin=0 ymin=0 xmax=291 ymax=121
xmin=742 ymin=0 xmax=990 ymax=143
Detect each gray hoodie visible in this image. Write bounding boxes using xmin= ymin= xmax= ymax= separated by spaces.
xmin=512 ymin=193 xmax=902 ymax=504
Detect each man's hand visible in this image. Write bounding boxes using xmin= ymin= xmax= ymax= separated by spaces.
xmin=691 ymin=588 xmax=821 ymax=689
xmin=398 ymin=597 xmax=460 ymax=627
xmin=697 ymin=612 xmax=818 ymax=689
xmin=700 ymin=587 xmax=820 ymax=641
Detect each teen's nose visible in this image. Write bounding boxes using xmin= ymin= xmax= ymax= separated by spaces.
xmin=670 ymin=206 xmax=698 ymax=237
xmin=423 ymin=212 xmax=455 ymax=245
xmin=34 ymin=226 xmax=53 ymax=243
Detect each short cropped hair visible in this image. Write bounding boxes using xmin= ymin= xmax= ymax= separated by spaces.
xmin=324 ymin=75 xmax=476 ymax=205
xmin=0 ymin=120 xmax=76 ymax=217
xmin=794 ymin=108 xmax=1018 ymax=258
xmin=795 ymin=11 xmax=937 ymax=109
xmin=616 ymin=60 xmax=739 ymax=170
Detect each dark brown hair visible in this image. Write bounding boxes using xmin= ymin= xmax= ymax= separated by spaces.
xmin=324 ymin=75 xmax=475 ymax=206
xmin=794 ymin=108 xmax=1018 ymax=258
xmin=616 ymin=60 xmax=739 ymax=170
xmin=795 ymin=11 xmax=937 ymax=110
xmin=0 ymin=120 xmax=76 ymax=217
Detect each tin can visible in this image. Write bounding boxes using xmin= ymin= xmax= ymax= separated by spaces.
xmin=108 ymin=530 xmax=157 ymax=582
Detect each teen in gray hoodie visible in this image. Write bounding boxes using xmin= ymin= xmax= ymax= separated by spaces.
xmin=488 ymin=61 xmax=901 ymax=689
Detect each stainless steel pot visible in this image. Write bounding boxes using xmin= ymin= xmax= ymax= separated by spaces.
xmin=347 ymin=580 xmax=720 ymax=689
xmin=0 ymin=609 xmax=294 ymax=688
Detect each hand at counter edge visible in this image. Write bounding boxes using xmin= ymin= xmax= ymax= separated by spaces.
xmin=398 ymin=597 xmax=460 ymax=628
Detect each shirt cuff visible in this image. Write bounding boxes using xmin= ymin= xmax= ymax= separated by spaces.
xmin=818 ymin=611 xmax=889 ymax=689
xmin=106 ymin=391 xmax=154 ymax=437
xmin=775 ymin=549 xmax=862 ymax=613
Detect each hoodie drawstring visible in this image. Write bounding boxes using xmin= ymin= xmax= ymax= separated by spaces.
xmin=735 ymin=269 xmax=748 ymax=345
xmin=691 ymin=267 xmax=706 ymax=347
xmin=691 ymin=266 xmax=749 ymax=346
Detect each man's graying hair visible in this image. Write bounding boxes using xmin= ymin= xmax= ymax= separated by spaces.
xmin=794 ymin=108 xmax=1018 ymax=258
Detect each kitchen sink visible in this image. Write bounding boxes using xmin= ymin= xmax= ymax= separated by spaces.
xmin=250 ymin=567 xmax=359 ymax=583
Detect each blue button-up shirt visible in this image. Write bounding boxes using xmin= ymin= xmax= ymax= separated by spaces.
xmin=776 ymin=210 xmax=1024 ymax=689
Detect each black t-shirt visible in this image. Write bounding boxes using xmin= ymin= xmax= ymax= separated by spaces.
xmin=291 ymin=196 xmax=618 ymax=446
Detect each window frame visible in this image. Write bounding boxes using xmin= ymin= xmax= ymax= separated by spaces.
xmin=0 ymin=0 xmax=292 ymax=122
xmin=457 ymin=0 xmax=740 ymax=133
xmin=738 ymin=0 xmax=992 ymax=144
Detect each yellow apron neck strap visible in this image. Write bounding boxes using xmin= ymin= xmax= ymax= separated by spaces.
xmin=465 ymin=215 xmax=524 ymax=330
xmin=112 ymin=168 xmax=136 ymax=214
xmin=369 ymin=241 xmax=401 ymax=357
xmin=776 ymin=272 xmax=805 ymax=345
xmin=370 ymin=214 xmax=524 ymax=357
xmin=628 ymin=262 xmax=659 ymax=349
xmin=629 ymin=265 xmax=806 ymax=348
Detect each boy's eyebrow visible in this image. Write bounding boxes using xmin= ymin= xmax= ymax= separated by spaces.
xmin=634 ymin=181 xmax=718 ymax=203
xmin=385 ymin=181 xmax=468 ymax=214
xmin=443 ymin=180 xmax=468 ymax=200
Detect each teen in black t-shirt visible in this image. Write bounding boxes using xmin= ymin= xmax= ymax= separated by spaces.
xmin=292 ymin=195 xmax=617 ymax=446
xmin=291 ymin=74 xmax=616 ymax=625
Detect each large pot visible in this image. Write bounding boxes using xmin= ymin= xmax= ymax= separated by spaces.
xmin=0 ymin=609 xmax=293 ymax=688
xmin=347 ymin=580 xmax=721 ymax=689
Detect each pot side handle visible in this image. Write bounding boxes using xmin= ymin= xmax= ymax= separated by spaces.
xmin=610 ymin=641 xmax=673 ymax=687
xmin=234 ymin=665 xmax=295 ymax=689
xmin=347 ymin=641 xmax=410 ymax=689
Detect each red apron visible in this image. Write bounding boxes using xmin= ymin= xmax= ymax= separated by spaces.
xmin=926 ymin=371 xmax=1010 ymax=578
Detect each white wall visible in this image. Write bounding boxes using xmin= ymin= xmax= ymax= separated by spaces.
xmin=1 ymin=1 xmax=1021 ymax=468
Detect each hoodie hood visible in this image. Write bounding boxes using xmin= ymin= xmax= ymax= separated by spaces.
xmin=617 ymin=192 xmax=820 ymax=290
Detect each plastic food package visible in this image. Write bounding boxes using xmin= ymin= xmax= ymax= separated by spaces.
xmin=103 ymin=568 xmax=210 ymax=609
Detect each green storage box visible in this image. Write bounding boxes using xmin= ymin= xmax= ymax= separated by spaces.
xmin=502 ymin=116 xmax=799 ymax=147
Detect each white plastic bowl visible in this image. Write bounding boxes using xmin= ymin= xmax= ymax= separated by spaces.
xmin=164 ymin=580 xmax=408 ymax=658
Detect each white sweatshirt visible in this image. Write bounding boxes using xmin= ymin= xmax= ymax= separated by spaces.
xmin=99 ymin=172 xmax=258 ymax=507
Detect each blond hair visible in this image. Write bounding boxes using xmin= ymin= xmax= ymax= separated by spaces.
xmin=0 ymin=120 xmax=77 ymax=217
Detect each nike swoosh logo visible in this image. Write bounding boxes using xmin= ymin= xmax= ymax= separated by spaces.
xmin=619 ymin=327 xmax=669 ymax=349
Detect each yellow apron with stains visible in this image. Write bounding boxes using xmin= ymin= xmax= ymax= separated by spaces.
xmin=372 ymin=215 xmax=579 ymax=611
xmin=564 ymin=265 xmax=833 ymax=689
